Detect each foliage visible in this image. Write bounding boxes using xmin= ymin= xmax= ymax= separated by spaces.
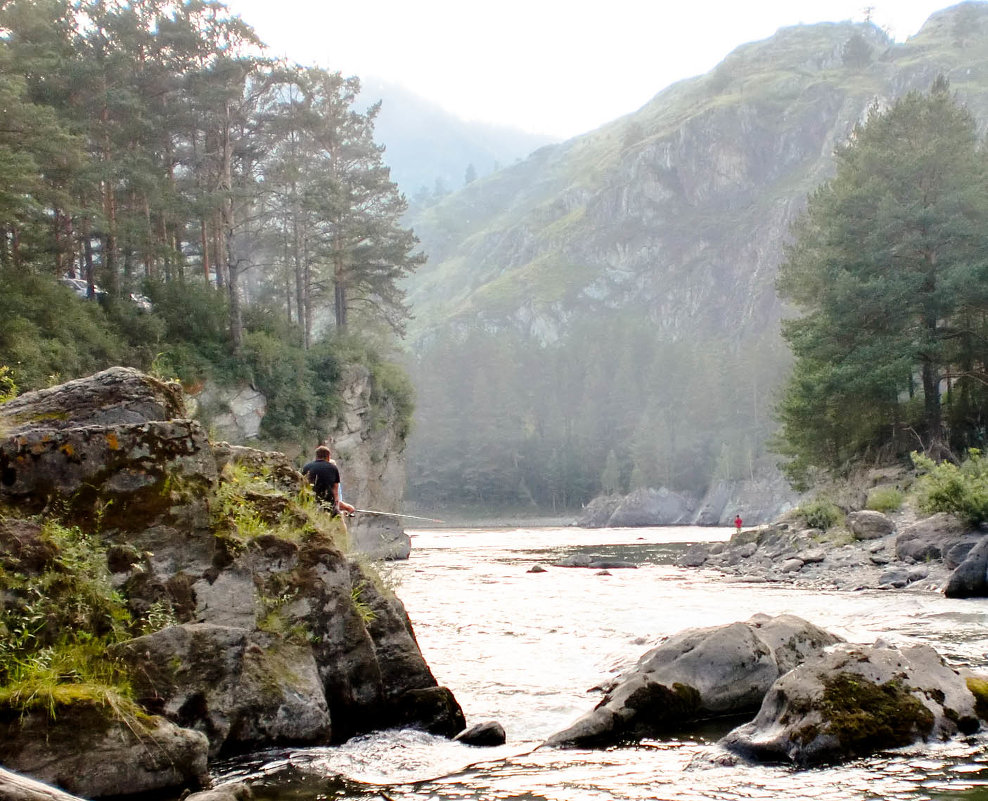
xmin=406 ymin=318 xmax=787 ymax=512
xmin=865 ymin=487 xmax=904 ymax=513
xmin=349 ymin=581 xmax=375 ymax=625
xmin=0 ymin=519 xmax=137 ymax=719
xmin=213 ymin=462 xmax=349 ymax=551
xmin=775 ymin=80 xmax=988 ymax=484
xmin=913 ymin=450 xmax=988 ymax=526
xmin=0 ymin=270 xmax=129 ymax=391
xmin=0 ymin=365 xmax=17 ymax=403
xmin=795 ymin=498 xmax=844 ymax=531
xmin=0 ymin=0 xmax=419 ymax=401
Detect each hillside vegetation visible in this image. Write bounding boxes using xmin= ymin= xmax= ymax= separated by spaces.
xmin=404 ymin=4 xmax=988 ymax=514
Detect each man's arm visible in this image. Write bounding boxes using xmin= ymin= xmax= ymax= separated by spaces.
xmin=331 ymin=483 xmax=355 ymax=514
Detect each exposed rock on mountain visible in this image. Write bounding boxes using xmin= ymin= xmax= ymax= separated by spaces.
xmin=404 ymin=4 xmax=988 ymax=515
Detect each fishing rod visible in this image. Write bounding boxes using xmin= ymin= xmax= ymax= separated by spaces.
xmin=353 ymin=508 xmax=446 ymax=524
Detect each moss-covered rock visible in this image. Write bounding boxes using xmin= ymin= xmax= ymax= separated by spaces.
xmin=546 ymin=614 xmax=841 ymax=748
xmin=0 ymin=368 xmax=464 ymax=794
xmin=722 ymin=642 xmax=981 ymax=766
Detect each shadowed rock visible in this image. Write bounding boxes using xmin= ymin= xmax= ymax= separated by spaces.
xmin=546 ymin=614 xmax=841 ymax=748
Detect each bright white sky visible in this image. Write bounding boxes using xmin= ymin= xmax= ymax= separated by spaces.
xmin=223 ymin=0 xmax=966 ymax=138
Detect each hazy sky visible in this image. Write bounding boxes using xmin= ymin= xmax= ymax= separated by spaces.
xmin=223 ymin=0 xmax=966 ymax=138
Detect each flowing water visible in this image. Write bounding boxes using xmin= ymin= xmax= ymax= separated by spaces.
xmin=215 ymin=526 xmax=988 ymax=800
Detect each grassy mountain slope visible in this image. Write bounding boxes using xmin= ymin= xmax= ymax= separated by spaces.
xmin=407 ymin=6 xmax=988 ymax=345
xmin=402 ymin=3 xmax=988 ymax=514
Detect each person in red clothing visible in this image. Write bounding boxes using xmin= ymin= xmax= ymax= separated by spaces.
xmin=734 ymin=514 xmax=743 ymax=534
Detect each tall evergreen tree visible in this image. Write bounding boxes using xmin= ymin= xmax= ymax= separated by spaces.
xmin=776 ymin=79 xmax=988 ymax=483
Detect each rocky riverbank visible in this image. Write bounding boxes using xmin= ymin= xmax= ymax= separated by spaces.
xmin=676 ymin=503 xmax=986 ymax=595
xmin=0 ymin=368 xmax=465 ymax=799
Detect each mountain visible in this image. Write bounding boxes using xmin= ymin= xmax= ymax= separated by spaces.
xmin=358 ymin=79 xmax=557 ymax=202
xmin=401 ymin=3 xmax=988 ymax=517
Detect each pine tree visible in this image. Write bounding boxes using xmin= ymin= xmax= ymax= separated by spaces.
xmin=776 ymin=78 xmax=988 ymax=483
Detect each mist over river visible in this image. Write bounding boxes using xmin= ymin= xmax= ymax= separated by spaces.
xmin=214 ymin=526 xmax=988 ymax=800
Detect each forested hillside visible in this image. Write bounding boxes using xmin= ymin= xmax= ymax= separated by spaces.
xmin=404 ymin=4 xmax=988 ymax=514
xmin=0 ymin=0 xmax=416 ymax=446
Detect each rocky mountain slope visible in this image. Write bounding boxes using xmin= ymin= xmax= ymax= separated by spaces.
xmin=402 ymin=4 xmax=988 ymax=516
xmin=408 ymin=6 xmax=988 ymax=340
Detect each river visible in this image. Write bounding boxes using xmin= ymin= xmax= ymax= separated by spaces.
xmin=215 ymin=525 xmax=988 ymax=800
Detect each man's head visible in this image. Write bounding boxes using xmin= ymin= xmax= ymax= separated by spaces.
xmin=315 ymin=445 xmax=331 ymax=460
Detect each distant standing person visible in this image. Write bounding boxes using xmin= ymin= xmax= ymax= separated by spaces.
xmin=302 ymin=445 xmax=355 ymax=517
xmin=734 ymin=514 xmax=743 ymax=534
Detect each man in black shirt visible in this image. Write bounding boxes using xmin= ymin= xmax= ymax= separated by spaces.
xmin=301 ymin=445 xmax=355 ymax=516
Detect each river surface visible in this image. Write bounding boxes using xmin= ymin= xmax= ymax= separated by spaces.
xmin=215 ymin=526 xmax=988 ymax=800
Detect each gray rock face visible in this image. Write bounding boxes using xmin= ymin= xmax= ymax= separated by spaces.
xmin=0 ymin=369 xmax=463 ymax=795
xmin=896 ymin=513 xmax=975 ymax=563
xmin=721 ymin=642 xmax=981 ymax=766
xmin=545 ymin=614 xmax=841 ymax=748
xmin=945 ymin=537 xmax=988 ymax=598
xmin=324 ymin=365 xmax=411 ymax=560
xmin=847 ymin=510 xmax=894 ymax=540
xmin=112 ymin=624 xmax=331 ymax=756
xmin=0 ymin=704 xmax=209 ymax=798
xmin=192 ymin=381 xmax=267 ymax=441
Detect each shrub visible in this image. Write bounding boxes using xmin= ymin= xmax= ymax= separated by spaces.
xmin=796 ymin=498 xmax=844 ymax=531
xmin=913 ymin=450 xmax=988 ymax=526
xmin=866 ymin=487 xmax=904 ymax=513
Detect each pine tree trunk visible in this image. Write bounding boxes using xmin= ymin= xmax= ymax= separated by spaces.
xmin=333 ymin=236 xmax=347 ymax=331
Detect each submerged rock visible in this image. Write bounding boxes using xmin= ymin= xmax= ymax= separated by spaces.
xmin=545 ymin=614 xmax=841 ymax=748
xmin=721 ymin=641 xmax=981 ymax=766
xmin=455 ymin=720 xmax=507 ymax=746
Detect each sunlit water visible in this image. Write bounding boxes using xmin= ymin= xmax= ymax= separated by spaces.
xmin=214 ymin=526 xmax=988 ymax=800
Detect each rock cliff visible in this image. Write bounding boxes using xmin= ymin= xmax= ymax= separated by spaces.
xmin=403 ymin=5 xmax=988 ymax=514
xmin=0 ymin=368 xmax=463 ymax=798
xmin=192 ymin=363 xmax=412 ymax=560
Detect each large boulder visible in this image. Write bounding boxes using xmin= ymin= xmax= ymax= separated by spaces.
xmin=111 ymin=623 xmax=331 ymax=756
xmin=577 ymin=495 xmax=623 ymax=527
xmin=895 ymin=513 xmax=976 ymax=563
xmin=349 ymin=516 xmax=412 ymax=560
xmin=545 ymin=614 xmax=841 ymax=748
xmin=945 ymin=537 xmax=988 ymax=598
xmin=0 ymin=368 xmax=465 ymax=796
xmin=607 ymin=487 xmax=696 ymax=527
xmin=0 ymin=702 xmax=209 ymax=798
xmin=846 ymin=510 xmax=894 ymax=540
xmin=721 ymin=641 xmax=981 ymax=766
xmin=0 ymin=366 xmax=185 ymax=434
